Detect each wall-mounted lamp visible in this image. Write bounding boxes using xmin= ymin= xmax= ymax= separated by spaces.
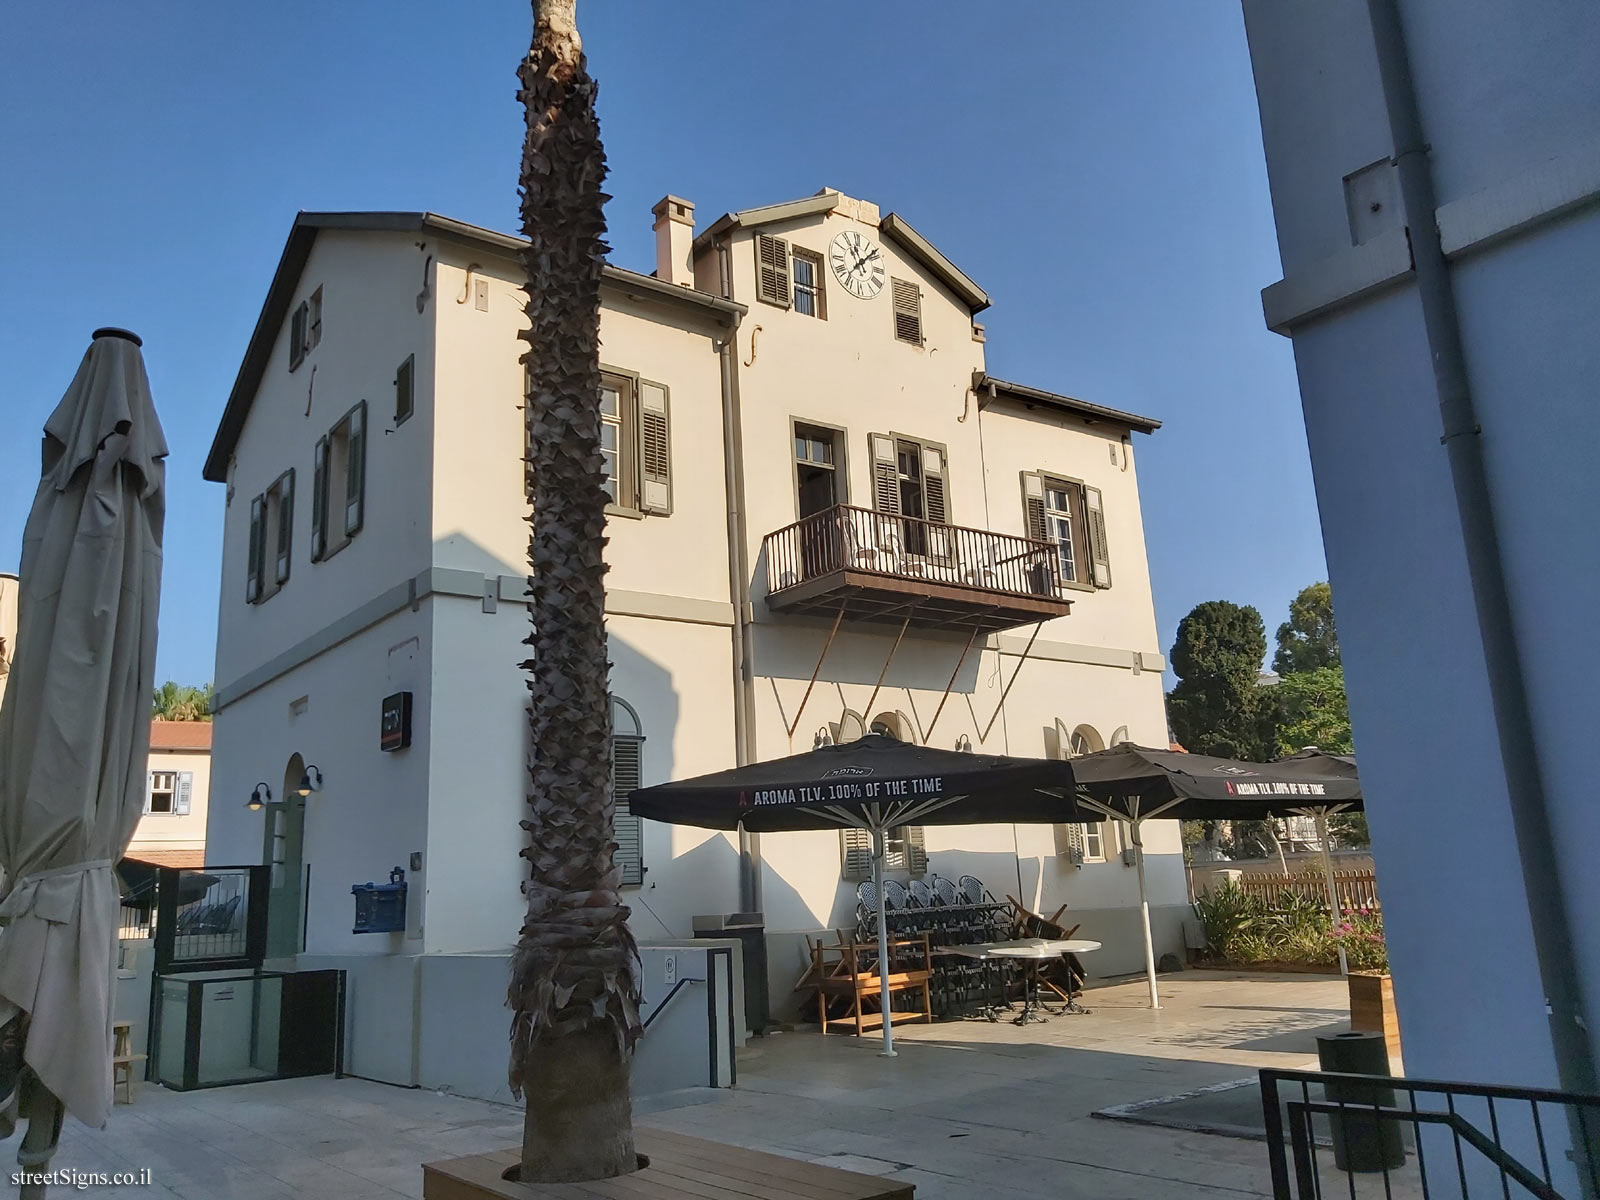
xmin=296 ymin=765 xmax=324 ymax=797
xmin=248 ymin=782 xmax=272 ymax=811
xmin=954 ymin=734 xmax=973 ymax=753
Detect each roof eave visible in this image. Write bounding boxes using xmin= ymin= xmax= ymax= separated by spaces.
xmin=688 ymin=192 xmax=841 ymax=257
xmin=974 ymin=373 xmax=1162 ymax=434
xmin=204 ymin=211 xmax=744 ymax=483
xmin=879 ymin=212 xmax=990 ymax=313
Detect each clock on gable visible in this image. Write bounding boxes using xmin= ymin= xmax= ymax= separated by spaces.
xmin=829 ymin=230 xmax=886 ymax=300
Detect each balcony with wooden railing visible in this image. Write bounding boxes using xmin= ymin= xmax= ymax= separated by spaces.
xmin=762 ymin=504 xmax=1073 ymax=633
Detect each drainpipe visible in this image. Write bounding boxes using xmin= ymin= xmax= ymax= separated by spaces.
xmin=717 ymin=261 xmax=762 ymax=913
xmin=1366 ymin=0 xmax=1598 ymax=1097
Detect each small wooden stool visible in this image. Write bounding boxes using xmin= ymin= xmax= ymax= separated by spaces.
xmin=112 ymin=1020 xmax=145 ymax=1104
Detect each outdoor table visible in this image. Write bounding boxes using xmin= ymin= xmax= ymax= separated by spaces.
xmin=986 ymin=939 xmax=1102 ymax=1024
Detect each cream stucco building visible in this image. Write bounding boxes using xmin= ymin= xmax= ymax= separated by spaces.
xmin=0 ymin=573 xmax=17 ymax=716
xmin=201 ymin=190 xmax=1177 ymax=1098
xmin=127 ymin=721 xmax=212 ymax=869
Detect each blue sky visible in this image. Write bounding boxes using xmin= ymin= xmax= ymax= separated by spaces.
xmin=0 ymin=1 xmax=1325 ymax=686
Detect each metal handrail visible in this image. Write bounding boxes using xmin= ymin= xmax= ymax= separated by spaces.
xmin=764 ymin=503 xmax=1066 ymax=601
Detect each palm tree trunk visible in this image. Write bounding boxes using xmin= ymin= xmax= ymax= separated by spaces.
xmin=508 ymin=0 xmax=641 ymax=1183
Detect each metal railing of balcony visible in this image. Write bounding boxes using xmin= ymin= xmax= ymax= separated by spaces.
xmin=1260 ymin=1066 xmax=1600 ymax=1199
xmin=764 ymin=504 xmax=1066 ymax=602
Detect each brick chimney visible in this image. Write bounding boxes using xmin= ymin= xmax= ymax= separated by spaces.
xmin=652 ymin=195 xmax=695 ymax=287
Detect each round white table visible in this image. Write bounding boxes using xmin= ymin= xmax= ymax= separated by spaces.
xmin=939 ymin=938 xmax=1102 ymax=1022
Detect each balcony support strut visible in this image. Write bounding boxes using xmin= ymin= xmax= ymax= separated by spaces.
xmin=785 ymin=603 xmax=847 ymax=740
xmin=862 ymin=616 xmax=913 ymax=720
xmin=978 ymin=621 xmax=1044 ymax=744
xmin=924 ymin=625 xmax=981 ymax=745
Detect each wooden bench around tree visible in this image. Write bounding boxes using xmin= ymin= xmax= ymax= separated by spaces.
xmin=423 ymin=1128 xmax=914 ymax=1198
xmin=812 ymin=933 xmax=933 ymax=1036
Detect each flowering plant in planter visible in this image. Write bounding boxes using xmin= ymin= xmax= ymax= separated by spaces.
xmin=1333 ymin=906 xmax=1388 ymax=974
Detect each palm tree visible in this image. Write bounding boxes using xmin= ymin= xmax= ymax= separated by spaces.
xmin=507 ymin=0 xmax=641 ymax=1184
xmin=151 ymin=681 xmax=213 ymax=721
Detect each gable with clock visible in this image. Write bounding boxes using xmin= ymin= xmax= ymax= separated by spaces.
xmin=829 ymin=230 xmax=886 ymax=300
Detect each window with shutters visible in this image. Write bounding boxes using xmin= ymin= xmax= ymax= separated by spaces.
xmin=891 ymin=277 xmax=922 ymax=345
xmin=791 ymin=247 xmax=825 ymax=318
xmin=755 ymin=234 xmax=791 ymax=308
xmin=312 ymin=401 xmax=367 ymax=562
xmin=1023 ymin=472 xmax=1111 ymax=590
xmin=597 ymin=369 xmax=672 ymax=516
xmin=841 ymin=825 xmax=927 ymax=881
xmin=395 ymin=353 xmax=415 ymax=425
xmin=612 ymin=698 xmax=645 ymax=886
xmin=288 ymin=286 xmax=322 ymax=372
xmin=869 ymin=432 xmax=952 ymax=559
xmin=147 ymin=771 xmax=177 ymax=814
xmin=246 ymin=470 xmax=295 ymax=604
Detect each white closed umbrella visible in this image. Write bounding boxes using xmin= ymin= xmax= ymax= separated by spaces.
xmin=0 ymin=329 xmax=166 ymax=1165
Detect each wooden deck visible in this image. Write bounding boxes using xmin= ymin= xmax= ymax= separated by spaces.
xmin=423 ymin=1128 xmax=914 ymax=1198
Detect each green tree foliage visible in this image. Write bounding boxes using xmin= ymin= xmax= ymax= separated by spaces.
xmin=152 ymin=681 xmax=213 ymax=721
xmin=1272 ymin=666 xmax=1352 ymax=757
xmin=1167 ymin=600 xmax=1274 ymax=761
xmin=1273 ymin=581 xmax=1339 ymax=674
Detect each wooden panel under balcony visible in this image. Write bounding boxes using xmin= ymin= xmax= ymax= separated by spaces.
xmin=762 ymin=504 xmax=1073 ymax=634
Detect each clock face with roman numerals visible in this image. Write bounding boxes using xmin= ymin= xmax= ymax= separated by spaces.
xmin=829 ymin=230 xmax=886 ymax=299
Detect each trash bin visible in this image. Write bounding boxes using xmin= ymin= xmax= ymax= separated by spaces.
xmin=1317 ymin=1031 xmax=1406 ymax=1172
xmin=693 ymin=912 xmax=768 ymax=1035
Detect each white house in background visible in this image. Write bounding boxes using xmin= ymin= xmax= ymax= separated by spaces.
xmin=126 ymin=721 xmax=211 ymax=869
xmin=201 ymin=191 xmax=1175 ymax=1100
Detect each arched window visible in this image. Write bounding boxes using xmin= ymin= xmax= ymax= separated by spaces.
xmin=868 ymin=710 xmax=915 ymax=743
xmin=840 ymin=710 xmax=926 ymax=880
xmin=612 ymin=698 xmax=644 ymax=886
xmin=1051 ymin=721 xmax=1114 ymax=864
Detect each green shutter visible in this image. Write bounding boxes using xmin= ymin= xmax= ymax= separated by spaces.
xmin=905 ymin=826 xmax=928 ymax=876
xmin=344 ymin=400 xmax=367 ymax=537
xmin=247 ymin=495 xmax=263 ymax=603
xmin=1021 ymin=472 xmax=1048 ymax=541
xmin=275 ymin=470 xmax=294 ymax=585
xmin=311 ymin=436 xmax=329 ymax=561
xmin=1085 ymin=484 xmax=1112 ymax=588
xmin=870 ymin=434 xmax=900 ymax=515
xmin=891 ymin=278 xmax=922 ymax=344
xmin=841 ymin=827 xmax=873 ymax=881
xmin=637 ymin=380 xmax=671 ymax=515
xmin=395 ymin=354 xmax=415 ymax=424
xmin=755 ymin=234 xmax=791 ymax=308
xmin=612 ymin=734 xmax=644 ymax=886
xmin=920 ymin=441 xmax=954 ymax=564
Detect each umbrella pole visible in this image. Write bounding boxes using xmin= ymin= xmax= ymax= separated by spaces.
xmin=872 ymin=828 xmax=896 ymax=1057
xmin=1314 ymin=810 xmax=1349 ymax=975
xmin=1130 ymin=818 xmax=1160 ymax=1009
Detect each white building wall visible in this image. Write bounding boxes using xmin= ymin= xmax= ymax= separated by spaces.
xmin=1242 ymin=0 xmax=1600 ymax=1088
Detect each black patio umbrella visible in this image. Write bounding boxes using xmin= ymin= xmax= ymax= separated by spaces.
xmin=630 ymin=734 xmax=1081 ymax=1055
xmin=1068 ymin=744 xmax=1365 ymax=1005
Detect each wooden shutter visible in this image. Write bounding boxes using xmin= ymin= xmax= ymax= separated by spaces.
xmin=1085 ymin=484 xmax=1112 ymax=588
xmin=905 ymin=826 xmax=928 ymax=876
xmin=1054 ymin=822 xmax=1086 ymax=864
xmin=869 ymin=435 xmax=900 ymax=514
xmin=311 ymin=436 xmax=329 ymax=561
xmin=921 ymin=442 xmax=954 ymax=563
xmin=144 ymin=771 xmax=156 ymax=815
xmin=395 ymin=354 xmax=414 ymax=424
xmin=246 ymin=495 xmax=263 ymax=602
xmin=275 ymin=470 xmax=294 ymax=584
xmin=1021 ymin=472 xmax=1048 ymax=540
xmin=841 ymin=827 xmax=873 ymax=881
xmin=175 ymin=772 xmax=193 ymax=816
xmin=612 ymin=734 xmax=644 ymax=886
xmin=289 ymin=303 xmax=307 ymax=369
xmin=344 ymin=400 xmax=366 ymax=537
xmin=637 ymin=380 xmax=672 ymax=515
xmin=755 ymin=234 xmax=791 ymax=307
xmin=891 ymin=278 xmax=922 ymax=344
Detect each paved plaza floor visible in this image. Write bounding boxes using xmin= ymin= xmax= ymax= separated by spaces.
xmin=31 ymin=969 xmax=1351 ymax=1198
